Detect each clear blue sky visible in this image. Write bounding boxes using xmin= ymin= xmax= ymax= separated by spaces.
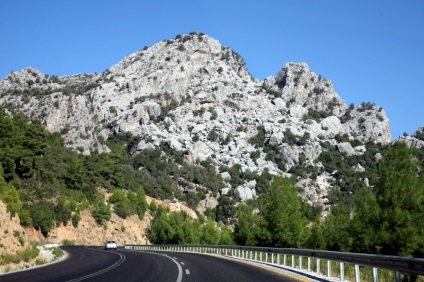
xmin=1 ymin=0 xmax=423 ymax=139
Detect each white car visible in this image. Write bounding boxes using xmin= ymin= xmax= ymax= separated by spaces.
xmin=105 ymin=240 xmax=117 ymax=250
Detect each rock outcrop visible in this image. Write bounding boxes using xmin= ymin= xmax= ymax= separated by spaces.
xmin=0 ymin=33 xmax=392 ymax=206
xmin=399 ymin=126 xmax=424 ymax=149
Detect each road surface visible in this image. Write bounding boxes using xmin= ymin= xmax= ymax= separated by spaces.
xmin=0 ymin=246 xmax=308 ymax=282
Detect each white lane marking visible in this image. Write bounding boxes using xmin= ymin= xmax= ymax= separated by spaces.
xmin=173 ymin=257 xmax=178 ymax=260
xmin=66 ymin=248 xmax=126 ymax=282
xmin=156 ymin=254 xmax=182 ymax=282
xmin=185 ymin=269 xmax=190 ymax=275
xmin=124 ymin=250 xmax=182 ymax=282
xmin=181 ymin=262 xmax=185 ymax=265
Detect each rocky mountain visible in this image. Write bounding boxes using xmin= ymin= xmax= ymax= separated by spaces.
xmin=399 ymin=126 xmax=424 ymax=150
xmin=0 ymin=32 xmax=391 ymax=206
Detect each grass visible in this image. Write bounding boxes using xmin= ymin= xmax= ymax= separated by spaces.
xmin=0 ymin=243 xmax=39 ymax=265
xmin=35 ymin=258 xmax=46 ymax=265
xmin=61 ymin=239 xmax=75 ymax=245
xmin=50 ymin=247 xmax=64 ymax=259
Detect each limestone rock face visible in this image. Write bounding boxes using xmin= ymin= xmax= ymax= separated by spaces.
xmin=337 ymin=142 xmax=356 ymax=156
xmin=399 ymin=127 xmax=424 ymax=149
xmin=0 ymin=33 xmax=393 ymax=206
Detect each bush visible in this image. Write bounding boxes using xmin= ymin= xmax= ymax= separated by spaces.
xmin=51 ymin=247 xmax=64 ymax=258
xmin=0 ymin=243 xmax=39 ymax=265
xmin=248 ymin=125 xmax=265 ymax=148
xmin=31 ymin=202 xmax=54 ymax=237
xmin=91 ymin=197 xmax=111 ymax=224
xmin=62 ymin=239 xmax=75 ymax=245
xmin=71 ymin=210 xmax=81 ymax=227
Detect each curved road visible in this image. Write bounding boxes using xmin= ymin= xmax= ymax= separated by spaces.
xmin=0 ymin=246 xmax=306 ymax=282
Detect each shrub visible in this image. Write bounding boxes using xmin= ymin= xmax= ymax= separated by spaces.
xmin=207 ymin=128 xmax=219 ymax=142
xmin=91 ymin=197 xmax=111 ymax=225
xmin=0 ymin=243 xmax=39 ymax=265
xmin=248 ymin=125 xmax=266 ymax=148
xmin=51 ymin=247 xmax=64 ymax=258
xmin=62 ymin=239 xmax=75 ymax=245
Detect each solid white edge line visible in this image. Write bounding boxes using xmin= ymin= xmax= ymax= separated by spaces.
xmin=159 ymin=254 xmax=183 ymax=282
xmin=124 ymin=250 xmax=183 ymax=282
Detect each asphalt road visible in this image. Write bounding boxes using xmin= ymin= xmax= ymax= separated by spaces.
xmin=0 ymin=246 xmax=305 ymax=282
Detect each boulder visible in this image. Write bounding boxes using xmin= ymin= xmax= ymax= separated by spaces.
xmin=353 ymin=163 xmax=365 ymax=172
xmin=235 ymin=186 xmax=254 ymax=202
xmin=190 ymin=141 xmax=212 ymax=162
xmin=337 ymin=142 xmax=355 ymax=156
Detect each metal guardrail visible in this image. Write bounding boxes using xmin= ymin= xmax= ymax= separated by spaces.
xmin=125 ymin=244 xmax=424 ymax=282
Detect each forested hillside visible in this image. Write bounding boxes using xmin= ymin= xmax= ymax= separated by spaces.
xmin=1 ymin=108 xmax=424 ymax=258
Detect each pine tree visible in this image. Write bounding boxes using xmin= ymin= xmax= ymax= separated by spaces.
xmin=260 ymin=177 xmax=309 ymax=248
xmin=375 ymin=143 xmax=424 ymax=257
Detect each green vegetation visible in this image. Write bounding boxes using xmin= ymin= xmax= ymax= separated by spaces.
xmin=50 ymin=247 xmax=64 ymax=259
xmin=0 ymin=243 xmax=39 ymax=265
xmin=302 ymin=108 xmax=331 ymax=122
xmin=234 ymin=177 xmax=310 ymax=247
xmin=148 ymin=206 xmax=234 ymax=245
xmin=0 ymin=106 xmax=423 ymax=259
xmin=62 ymin=239 xmax=76 ymax=245
xmin=309 ymin=142 xmax=424 ymax=257
xmin=0 ymin=107 xmax=227 ymax=234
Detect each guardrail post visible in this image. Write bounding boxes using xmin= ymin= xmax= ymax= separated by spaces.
xmin=355 ymin=264 xmax=360 ymax=282
xmin=266 ymin=253 xmax=268 ymax=263
xmin=292 ymin=255 xmax=295 ymax=268
xmin=271 ymin=253 xmax=274 ymax=264
xmin=260 ymin=252 xmax=262 ymax=262
xmin=284 ymin=254 xmax=287 ymax=266
xmin=340 ymin=262 xmax=344 ymax=282
xmin=395 ymin=271 xmax=400 ymax=282
xmin=277 ymin=254 xmax=280 ymax=265
xmin=373 ymin=267 xmax=378 ymax=282
xmin=299 ymin=256 xmax=302 ymax=271
xmin=328 ymin=260 xmax=332 ymax=278
xmin=250 ymin=251 xmax=252 ymax=260
xmin=317 ymin=259 xmax=320 ymax=275
xmin=255 ymin=251 xmax=257 ymax=261
xmin=308 ymin=257 xmax=311 ymax=272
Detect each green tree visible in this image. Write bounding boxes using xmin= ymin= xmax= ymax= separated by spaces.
xmin=91 ymin=197 xmax=111 ymax=224
xmin=72 ymin=208 xmax=81 ymax=227
xmin=0 ymin=174 xmax=22 ymax=217
xmin=31 ymin=201 xmax=54 ymax=236
xmin=305 ymin=221 xmax=326 ymax=250
xmin=134 ymin=187 xmax=148 ymax=218
xmin=260 ymin=176 xmax=309 ymax=247
xmin=233 ymin=204 xmax=268 ymax=246
xmin=148 ymin=206 xmax=173 ymax=244
xmin=54 ymin=196 xmax=72 ymax=226
xmin=64 ymin=156 xmax=84 ymax=190
xmin=200 ymin=220 xmax=220 ymax=245
xmin=350 ymin=187 xmax=381 ymax=253
xmin=375 ymin=143 xmax=424 ymax=257
xmin=321 ymin=203 xmax=352 ymax=251
xmin=170 ymin=212 xmax=200 ymax=244
xmin=219 ymin=225 xmax=235 ymax=245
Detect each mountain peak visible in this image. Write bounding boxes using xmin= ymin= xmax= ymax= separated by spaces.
xmin=0 ymin=34 xmax=392 ymax=205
